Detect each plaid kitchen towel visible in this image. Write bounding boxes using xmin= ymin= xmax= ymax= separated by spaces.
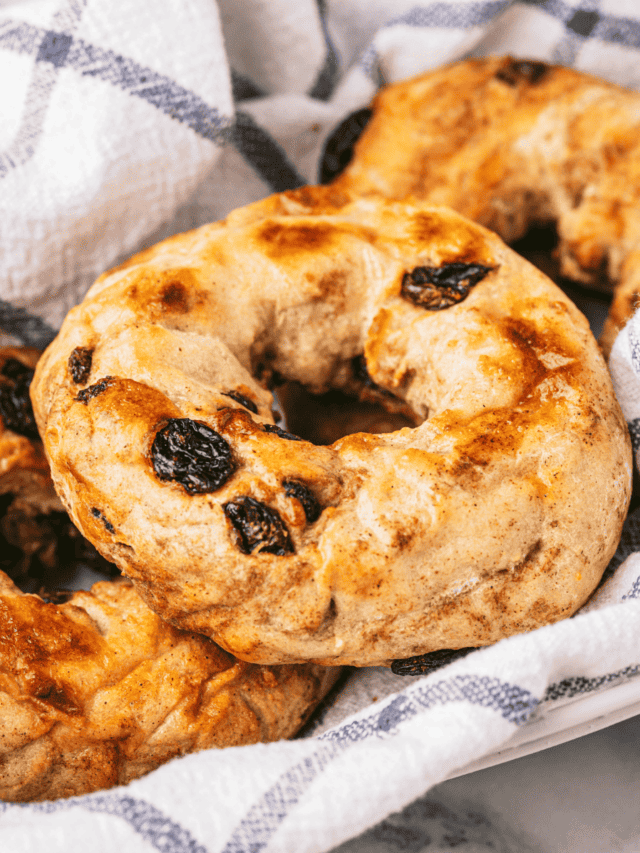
xmin=2 ymin=1 xmax=640 ymax=852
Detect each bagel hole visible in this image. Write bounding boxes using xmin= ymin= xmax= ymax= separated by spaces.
xmin=275 ymin=381 xmax=418 ymax=445
xmin=510 ymin=224 xmax=612 ymax=339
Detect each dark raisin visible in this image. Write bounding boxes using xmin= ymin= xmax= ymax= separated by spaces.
xmin=151 ymin=418 xmax=235 ymax=494
xmin=75 ymin=376 xmax=114 ymax=404
xmin=495 ymin=59 xmax=549 ymax=87
xmin=90 ymin=506 xmax=115 ymax=533
xmin=391 ymin=647 xmax=476 ymax=676
xmin=401 ymin=263 xmax=493 ymax=310
xmin=319 ymin=107 xmax=373 ymax=184
xmin=221 ymin=390 xmax=258 ymax=414
xmin=223 ymin=496 xmax=293 ymax=555
xmin=263 ymin=423 xmax=303 ymax=442
xmin=68 ymin=347 xmax=93 ymax=384
xmin=283 ymin=480 xmax=321 ymax=523
xmin=0 ymin=361 xmax=38 ymax=439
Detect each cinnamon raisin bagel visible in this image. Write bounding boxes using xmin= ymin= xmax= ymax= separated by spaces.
xmin=0 ymin=574 xmax=339 ymax=802
xmin=326 ymin=56 xmax=640 ymax=355
xmin=0 ymin=347 xmax=339 ymax=802
xmin=30 ymin=190 xmax=632 ymax=667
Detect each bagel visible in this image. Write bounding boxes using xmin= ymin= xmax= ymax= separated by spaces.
xmin=0 ymin=574 xmax=339 ymax=802
xmin=0 ymin=348 xmax=339 ymax=802
xmin=325 ymin=56 xmax=640 ymax=355
xmin=30 ymin=190 xmax=632 ymax=667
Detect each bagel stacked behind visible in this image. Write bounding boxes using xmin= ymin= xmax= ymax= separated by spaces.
xmin=327 ymin=56 xmax=640 ymax=354
xmin=0 ymin=346 xmax=340 ymax=802
xmin=30 ymin=190 xmax=632 ymax=668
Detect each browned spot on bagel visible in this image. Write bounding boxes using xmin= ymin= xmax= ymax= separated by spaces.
xmin=313 ymin=269 xmax=349 ymax=301
xmin=392 ymin=527 xmax=415 ymax=552
xmin=215 ymin=407 xmax=262 ymax=439
xmin=32 ymin=681 xmax=82 ymax=715
xmin=0 ymin=596 xmax=102 ymax=675
xmin=258 ymin=221 xmax=337 ymax=257
xmin=443 ymin=312 xmax=584 ymax=470
xmin=257 ymin=220 xmax=376 ymax=259
xmin=159 ymin=279 xmax=190 ymax=313
xmin=444 ymin=406 xmax=527 ymax=474
xmin=73 ymin=380 xmax=183 ymax=477
xmin=496 ymin=315 xmax=582 ymax=396
xmin=410 ymin=211 xmax=493 ymax=266
xmin=124 ymin=269 xmax=207 ymax=321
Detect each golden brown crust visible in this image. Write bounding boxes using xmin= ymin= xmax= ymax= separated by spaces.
xmin=0 ymin=350 xmax=340 ymax=801
xmin=330 ymin=56 xmax=640 ymax=355
xmin=0 ymin=578 xmax=339 ymax=802
xmin=30 ymin=193 xmax=633 ymax=667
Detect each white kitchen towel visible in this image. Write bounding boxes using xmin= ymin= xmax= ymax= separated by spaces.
xmin=2 ymin=1 xmax=640 ymax=852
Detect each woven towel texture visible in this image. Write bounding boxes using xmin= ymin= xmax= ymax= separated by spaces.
xmin=2 ymin=2 xmax=640 ymax=852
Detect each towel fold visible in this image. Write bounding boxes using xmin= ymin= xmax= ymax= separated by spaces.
xmin=2 ymin=1 xmax=640 ymax=851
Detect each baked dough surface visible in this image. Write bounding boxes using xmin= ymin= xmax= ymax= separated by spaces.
xmin=330 ymin=56 xmax=640 ymax=354
xmin=31 ymin=191 xmax=632 ymax=667
xmin=0 ymin=347 xmax=339 ymax=802
xmin=0 ymin=575 xmax=339 ymax=802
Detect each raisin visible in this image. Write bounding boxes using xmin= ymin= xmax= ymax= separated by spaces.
xmin=495 ymin=59 xmax=549 ymax=87
xmin=391 ymin=647 xmax=476 ymax=676
xmin=319 ymin=107 xmax=373 ymax=184
xmin=90 ymin=506 xmax=115 ymax=533
xmin=68 ymin=347 xmax=93 ymax=384
xmin=223 ymin=496 xmax=293 ymax=555
xmin=263 ymin=423 xmax=303 ymax=442
xmin=221 ymin=390 xmax=258 ymax=414
xmin=401 ymin=263 xmax=493 ymax=310
xmin=151 ymin=418 xmax=235 ymax=494
xmin=0 ymin=360 xmax=38 ymax=439
xmin=75 ymin=376 xmax=114 ymax=404
xmin=283 ymin=480 xmax=321 ymax=523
